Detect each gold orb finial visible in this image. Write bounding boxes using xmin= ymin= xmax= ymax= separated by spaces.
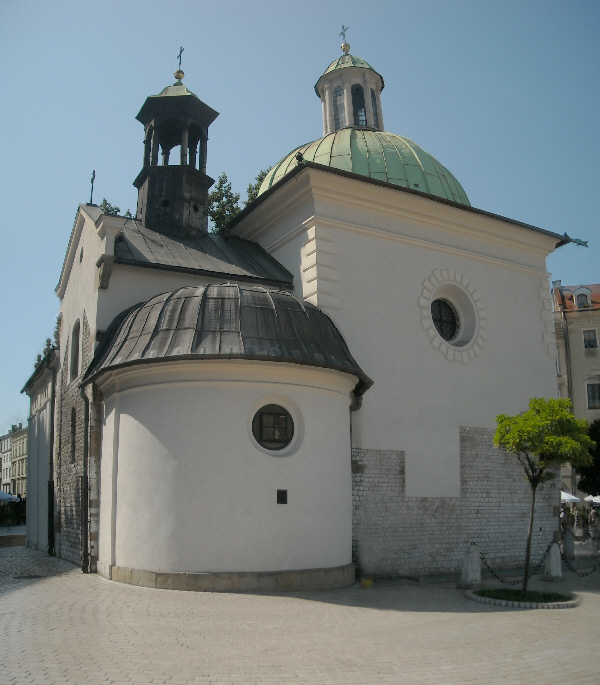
xmin=174 ymin=69 xmax=184 ymax=83
xmin=341 ymin=42 xmax=350 ymax=55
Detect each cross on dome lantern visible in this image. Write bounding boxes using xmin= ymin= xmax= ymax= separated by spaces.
xmin=175 ymin=47 xmax=185 ymax=83
xmin=339 ymin=25 xmax=350 ymax=54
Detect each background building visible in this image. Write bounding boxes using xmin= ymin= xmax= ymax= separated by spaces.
xmin=22 ymin=345 xmax=57 ymax=552
xmin=553 ymin=280 xmax=600 ymax=494
xmin=1 ymin=431 xmax=11 ymax=493
xmin=10 ymin=423 xmax=27 ymax=498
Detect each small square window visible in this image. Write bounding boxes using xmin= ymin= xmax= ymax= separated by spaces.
xmin=583 ymin=330 xmax=598 ymax=349
xmin=277 ymin=489 xmax=287 ymax=504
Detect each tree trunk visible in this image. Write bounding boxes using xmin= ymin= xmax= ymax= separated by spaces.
xmin=523 ymin=483 xmax=538 ymax=593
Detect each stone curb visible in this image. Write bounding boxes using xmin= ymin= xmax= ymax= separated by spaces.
xmin=108 ymin=562 xmax=356 ymax=592
xmin=0 ymin=535 xmax=26 ymax=547
xmin=464 ymin=589 xmax=579 ymax=609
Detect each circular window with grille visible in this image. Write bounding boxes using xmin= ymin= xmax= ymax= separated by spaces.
xmin=252 ymin=404 xmax=294 ymax=451
xmin=420 ymin=270 xmax=486 ymax=363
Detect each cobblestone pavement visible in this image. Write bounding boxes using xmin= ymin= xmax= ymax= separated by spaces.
xmin=1 ymin=547 xmax=599 ymax=684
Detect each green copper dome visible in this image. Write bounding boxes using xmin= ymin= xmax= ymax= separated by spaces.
xmin=314 ymin=54 xmax=384 ymax=95
xmin=258 ymin=129 xmax=471 ymax=206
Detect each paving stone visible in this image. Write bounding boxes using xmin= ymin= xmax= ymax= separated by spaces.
xmin=1 ymin=546 xmax=599 ymax=684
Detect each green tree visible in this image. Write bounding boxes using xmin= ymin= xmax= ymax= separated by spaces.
xmin=208 ymin=172 xmax=240 ymax=234
xmin=494 ymin=398 xmax=593 ymax=592
xmin=99 ymin=198 xmax=121 ymax=215
xmin=245 ymin=168 xmax=271 ymax=206
xmin=100 ymin=199 xmax=134 ymax=217
xmin=577 ymin=419 xmax=600 ymax=496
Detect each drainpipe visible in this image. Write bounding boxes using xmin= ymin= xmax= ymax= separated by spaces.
xmin=81 ymin=389 xmax=90 ymax=573
xmin=561 ymin=309 xmax=573 ymax=402
xmin=349 ymin=395 xmax=362 ymax=452
xmin=47 ymin=351 xmax=58 ymax=556
xmin=560 ymin=308 xmax=577 ymax=493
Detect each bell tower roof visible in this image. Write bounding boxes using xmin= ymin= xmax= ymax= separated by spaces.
xmin=136 ymin=71 xmax=218 ymax=129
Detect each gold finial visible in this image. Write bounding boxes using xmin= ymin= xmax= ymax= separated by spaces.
xmin=174 ymin=47 xmax=185 ymax=83
xmin=339 ymin=25 xmax=350 ymax=54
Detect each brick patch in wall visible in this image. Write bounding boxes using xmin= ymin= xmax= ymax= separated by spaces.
xmin=352 ymin=427 xmax=557 ymax=577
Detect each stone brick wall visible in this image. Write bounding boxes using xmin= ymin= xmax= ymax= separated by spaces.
xmin=352 ymin=427 xmax=558 ymax=577
xmin=55 ymin=314 xmax=92 ymax=566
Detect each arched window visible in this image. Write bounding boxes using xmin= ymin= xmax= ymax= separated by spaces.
xmin=70 ymin=320 xmax=80 ymax=381
xmin=352 ymin=84 xmax=366 ymax=126
xmin=371 ymin=89 xmax=379 ymax=129
xmin=576 ymin=293 xmax=589 ymax=308
xmin=333 ymin=86 xmax=346 ymax=129
xmin=70 ymin=407 xmax=77 ymax=462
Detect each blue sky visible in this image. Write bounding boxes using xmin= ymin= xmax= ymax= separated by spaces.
xmin=0 ymin=0 xmax=598 ymax=429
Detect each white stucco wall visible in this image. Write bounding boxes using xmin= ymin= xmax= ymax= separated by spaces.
xmin=234 ymin=169 xmax=561 ymax=499
xmin=96 ymin=360 xmax=356 ymax=575
xmin=96 ymin=266 xmax=231 ymax=333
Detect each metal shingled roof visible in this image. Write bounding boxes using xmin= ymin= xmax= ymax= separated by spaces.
xmin=114 ymin=221 xmax=293 ymax=286
xmin=84 ymin=284 xmax=372 ymax=396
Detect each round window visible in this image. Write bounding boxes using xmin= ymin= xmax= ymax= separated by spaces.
xmin=252 ymin=404 xmax=294 ymax=450
xmin=431 ymin=298 xmax=459 ymax=342
xmin=420 ymin=271 xmax=486 ymax=362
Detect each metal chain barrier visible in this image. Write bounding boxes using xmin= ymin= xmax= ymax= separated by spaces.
xmin=471 ymin=542 xmax=520 ymax=585
xmin=560 ymin=549 xmax=600 ymax=578
xmin=527 ymin=539 xmax=554 ymax=579
xmin=471 ymin=540 xmax=554 ymax=586
xmin=472 ymin=539 xmax=600 ymax=582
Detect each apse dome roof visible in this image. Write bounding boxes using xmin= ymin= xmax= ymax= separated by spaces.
xmin=85 ymin=284 xmax=372 ymax=396
xmin=258 ymin=128 xmax=471 ymax=206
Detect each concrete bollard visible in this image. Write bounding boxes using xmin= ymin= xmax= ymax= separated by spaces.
xmin=563 ymin=529 xmax=575 ymax=560
xmin=541 ymin=542 xmax=563 ymax=582
xmin=457 ymin=544 xmax=481 ymax=589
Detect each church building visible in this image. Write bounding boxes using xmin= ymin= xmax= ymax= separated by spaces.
xmin=25 ymin=42 xmax=570 ymax=590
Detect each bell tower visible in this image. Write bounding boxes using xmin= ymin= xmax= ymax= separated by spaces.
xmin=133 ymin=69 xmax=219 ymax=239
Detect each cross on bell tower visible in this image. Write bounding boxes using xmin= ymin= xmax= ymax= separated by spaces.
xmin=133 ymin=68 xmax=219 ymax=238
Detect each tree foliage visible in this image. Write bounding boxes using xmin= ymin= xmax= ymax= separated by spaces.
xmin=99 ymin=198 xmax=120 ymax=215
xmin=99 ymin=198 xmax=133 ymax=218
xmin=577 ymin=419 xmax=600 ymax=495
xmin=245 ymin=168 xmax=271 ymax=206
xmin=495 ymin=398 xmax=593 ymax=479
xmin=208 ymin=172 xmax=241 ymax=234
xmin=494 ymin=397 xmax=594 ymax=591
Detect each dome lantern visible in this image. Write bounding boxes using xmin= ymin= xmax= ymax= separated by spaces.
xmin=315 ymin=44 xmax=385 ymax=136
